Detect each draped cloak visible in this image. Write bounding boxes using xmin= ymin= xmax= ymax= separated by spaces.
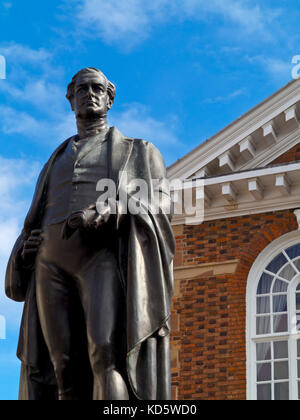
xmin=5 ymin=127 xmax=175 ymax=400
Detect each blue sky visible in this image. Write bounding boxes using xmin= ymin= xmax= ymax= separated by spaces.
xmin=0 ymin=0 xmax=300 ymax=400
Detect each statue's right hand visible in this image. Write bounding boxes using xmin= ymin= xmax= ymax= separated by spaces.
xmin=21 ymin=229 xmax=43 ymax=265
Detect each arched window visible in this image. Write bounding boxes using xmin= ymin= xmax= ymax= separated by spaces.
xmin=247 ymin=231 xmax=300 ymax=400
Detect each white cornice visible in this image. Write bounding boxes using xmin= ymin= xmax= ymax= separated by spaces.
xmin=178 ymin=161 xmax=300 ymax=188
xmin=171 ymin=162 xmax=300 ymax=224
xmin=172 ymin=195 xmax=300 ymax=225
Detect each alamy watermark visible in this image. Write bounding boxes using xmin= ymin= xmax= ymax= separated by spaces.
xmin=0 ymin=55 xmax=6 ymax=79
xmin=95 ymin=173 xmax=205 ymax=226
xmin=0 ymin=314 xmax=6 ymax=340
xmin=292 ymin=55 xmax=300 ymax=80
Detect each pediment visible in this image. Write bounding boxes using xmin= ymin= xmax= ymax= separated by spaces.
xmin=167 ymin=79 xmax=300 ymax=181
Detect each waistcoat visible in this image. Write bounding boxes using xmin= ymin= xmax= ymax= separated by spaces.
xmin=43 ymin=131 xmax=109 ymax=227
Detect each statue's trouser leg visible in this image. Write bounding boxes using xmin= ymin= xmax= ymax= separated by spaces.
xmin=74 ymin=247 xmax=129 ymax=400
xmin=35 ymin=223 xmax=129 ymax=400
xmin=35 ymin=260 xmax=75 ymax=400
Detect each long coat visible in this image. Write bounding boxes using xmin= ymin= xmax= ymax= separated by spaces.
xmin=5 ymin=127 xmax=176 ymax=400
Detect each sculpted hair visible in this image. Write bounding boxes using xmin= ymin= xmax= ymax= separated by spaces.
xmin=66 ymin=67 xmax=116 ymax=105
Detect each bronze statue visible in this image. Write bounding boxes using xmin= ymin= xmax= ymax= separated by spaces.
xmin=5 ymin=68 xmax=175 ymax=400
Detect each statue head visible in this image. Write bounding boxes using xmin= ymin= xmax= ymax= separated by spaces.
xmin=66 ymin=67 xmax=116 ymax=119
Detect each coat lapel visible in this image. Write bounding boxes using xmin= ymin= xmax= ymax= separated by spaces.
xmin=108 ymin=126 xmax=134 ymax=194
xmin=76 ymin=131 xmax=108 ymax=164
xmin=24 ymin=137 xmax=73 ymax=233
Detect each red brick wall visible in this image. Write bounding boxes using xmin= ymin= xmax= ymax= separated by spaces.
xmin=171 ymin=210 xmax=298 ymax=400
xmin=270 ymin=143 xmax=300 ymax=165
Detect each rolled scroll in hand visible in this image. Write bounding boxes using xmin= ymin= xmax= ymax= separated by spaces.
xmin=62 ymin=203 xmax=111 ymax=240
xmin=67 ymin=209 xmax=97 ymax=230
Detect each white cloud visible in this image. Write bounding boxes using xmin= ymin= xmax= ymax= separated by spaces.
xmin=71 ymin=0 xmax=278 ymax=49
xmin=0 ymin=43 xmax=51 ymax=66
xmin=0 ymin=106 xmax=44 ymax=137
xmin=264 ymin=58 xmax=292 ymax=82
xmin=198 ymin=0 xmax=276 ymax=37
xmin=109 ymin=103 xmax=183 ymax=164
xmin=0 ymin=79 xmax=64 ymax=111
xmin=0 ymin=43 xmax=77 ymax=144
xmin=0 ymin=155 xmax=40 ymax=204
xmin=74 ymin=0 xmax=166 ymax=47
xmin=0 ymin=43 xmax=64 ymax=112
xmin=246 ymin=56 xmax=292 ymax=83
xmin=203 ymin=88 xmax=247 ymax=104
xmin=0 ymin=105 xmax=76 ymax=142
xmin=2 ymin=2 xmax=12 ymax=10
xmin=0 ymin=220 xmax=19 ymax=259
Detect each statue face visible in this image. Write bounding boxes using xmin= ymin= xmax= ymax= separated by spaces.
xmin=72 ymin=72 xmax=112 ymax=119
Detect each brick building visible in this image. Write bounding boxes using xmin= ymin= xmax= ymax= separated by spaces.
xmin=167 ymin=78 xmax=300 ymax=400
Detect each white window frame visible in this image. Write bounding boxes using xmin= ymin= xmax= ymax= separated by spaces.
xmin=246 ymin=230 xmax=300 ymax=400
